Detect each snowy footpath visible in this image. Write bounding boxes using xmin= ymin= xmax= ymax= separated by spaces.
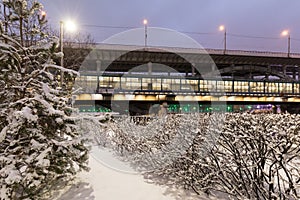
xmin=57 ymin=147 xmax=219 ymax=200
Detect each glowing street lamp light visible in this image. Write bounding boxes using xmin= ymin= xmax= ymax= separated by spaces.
xmin=59 ymin=19 xmax=77 ymax=86
xmin=219 ymin=25 xmax=225 ymax=31
xmin=219 ymin=25 xmax=227 ymax=54
xmin=38 ymin=10 xmax=47 ymax=24
xmin=281 ymin=30 xmax=291 ymax=57
xmin=143 ymin=19 xmax=148 ymax=47
xmin=281 ymin=30 xmax=289 ymax=37
xmin=143 ymin=19 xmax=148 ymax=25
xmin=65 ymin=20 xmax=77 ymax=32
xmin=40 ymin=10 xmax=46 ymax=18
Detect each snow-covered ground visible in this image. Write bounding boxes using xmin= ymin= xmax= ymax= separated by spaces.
xmin=56 ymin=147 xmax=222 ymax=200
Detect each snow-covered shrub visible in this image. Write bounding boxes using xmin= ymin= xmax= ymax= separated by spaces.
xmin=206 ymin=113 xmax=300 ymax=199
xmin=0 ymin=1 xmax=89 ymax=199
xmin=97 ymin=113 xmax=300 ymax=199
xmin=148 ymin=113 xmax=300 ymax=199
xmin=96 ymin=113 xmax=214 ymax=171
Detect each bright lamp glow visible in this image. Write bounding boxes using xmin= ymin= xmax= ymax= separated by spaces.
xmin=281 ymin=30 xmax=289 ymax=37
xmin=40 ymin=10 xmax=46 ymax=17
xmin=219 ymin=25 xmax=225 ymax=31
xmin=65 ymin=20 xmax=77 ymax=32
xmin=143 ymin=19 xmax=148 ymax=25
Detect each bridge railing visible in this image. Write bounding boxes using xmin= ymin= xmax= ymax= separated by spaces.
xmin=206 ymin=48 xmax=300 ymax=58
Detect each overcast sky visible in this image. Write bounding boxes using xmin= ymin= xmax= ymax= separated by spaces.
xmin=40 ymin=0 xmax=300 ymax=52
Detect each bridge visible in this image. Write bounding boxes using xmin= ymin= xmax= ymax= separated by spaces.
xmin=72 ymin=44 xmax=300 ymax=114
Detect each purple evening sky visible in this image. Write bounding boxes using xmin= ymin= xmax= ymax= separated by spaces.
xmin=40 ymin=0 xmax=300 ymax=52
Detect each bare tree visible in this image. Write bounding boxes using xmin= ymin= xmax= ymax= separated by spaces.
xmin=48 ymin=28 xmax=95 ymax=72
xmin=63 ymin=32 xmax=95 ymax=71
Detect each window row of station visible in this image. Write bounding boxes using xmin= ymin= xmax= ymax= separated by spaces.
xmin=75 ymin=75 xmax=300 ymax=95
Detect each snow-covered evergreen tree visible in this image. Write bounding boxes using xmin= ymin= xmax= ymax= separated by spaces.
xmin=0 ymin=1 xmax=89 ymax=199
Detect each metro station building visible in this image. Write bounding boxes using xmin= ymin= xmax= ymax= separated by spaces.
xmin=73 ymin=44 xmax=300 ymax=115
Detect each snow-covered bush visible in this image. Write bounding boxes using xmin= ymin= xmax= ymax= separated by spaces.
xmin=147 ymin=113 xmax=300 ymax=199
xmin=0 ymin=1 xmax=89 ymax=199
xmin=97 ymin=113 xmax=300 ymax=199
xmin=206 ymin=113 xmax=300 ymax=199
xmin=96 ymin=113 xmax=215 ymax=171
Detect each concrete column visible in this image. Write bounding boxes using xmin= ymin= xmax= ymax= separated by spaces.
xmin=96 ymin=60 xmax=102 ymax=72
xmin=148 ymin=62 xmax=152 ymax=75
xmin=211 ymin=64 xmax=216 ymax=71
xmin=230 ymin=64 xmax=234 ymax=79
xmin=265 ymin=74 xmax=269 ymax=80
xmin=266 ymin=65 xmax=271 ymax=80
xmin=283 ymin=65 xmax=287 ymax=76
xmin=249 ymin=72 xmax=253 ymax=80
xmin=192 ymin=63 xmax=195 ymax=76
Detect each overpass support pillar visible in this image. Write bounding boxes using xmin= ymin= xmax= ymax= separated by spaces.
xmin=148 ymin=62 xmax=152 ymax=75
xmin=96 ymin=60 xmax=102 ymax=92
xmin=283 ymin=65 xmax=287 ymax=76
xmin=249 ymin=72 xmax=253 ymax=80
xmin=265 ymin=74 xmax=269 ymax=80
xmin=293 ymin=69 xmax=296 ymax=80
xmin=192 ymin=63 xmax=195 ymax=76
xmin=208 ymin=64 xmax=217 ymax=78
xmin=265 ymin=65 xmax=271 ymax=80
xmin=96 ymin=60 xmax=102 ymax=72
xmin=211 ymin=64 xmax=216 ymax=72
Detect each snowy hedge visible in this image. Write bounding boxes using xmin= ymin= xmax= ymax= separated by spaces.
xmin=97 ymin=113 xmax=300 ymax=200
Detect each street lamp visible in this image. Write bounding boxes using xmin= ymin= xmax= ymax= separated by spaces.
xmin=281 ymin=30 xmax=290 ymax=57
xmin=38 ymin=10 xmax=47 ymax=30
xmin=59 ymin=20 xmax=77 ymax=86
xmin=40 ymin=10 xmax=46 ymax=20
xmin=143 ymin=19 xmax=148 ymax=47
xmin=219 ymin=25 xmax=226 ymax=54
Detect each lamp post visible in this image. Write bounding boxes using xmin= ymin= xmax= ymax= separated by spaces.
xmin=59 ymin=20 xmax=77 ymax=86
xmin=281 ymin=30 xmax=290 ymax=57
xmin=219 ymin=25 xmax=226 ymax=54
xmin=143 ymin=19 xmax=148 ymax=47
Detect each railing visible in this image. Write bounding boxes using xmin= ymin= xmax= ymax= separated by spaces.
xmin=67 ymin=42 xmax=300 ymax=58
xmin=86 ymin=43 xmax=300 ymax=58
